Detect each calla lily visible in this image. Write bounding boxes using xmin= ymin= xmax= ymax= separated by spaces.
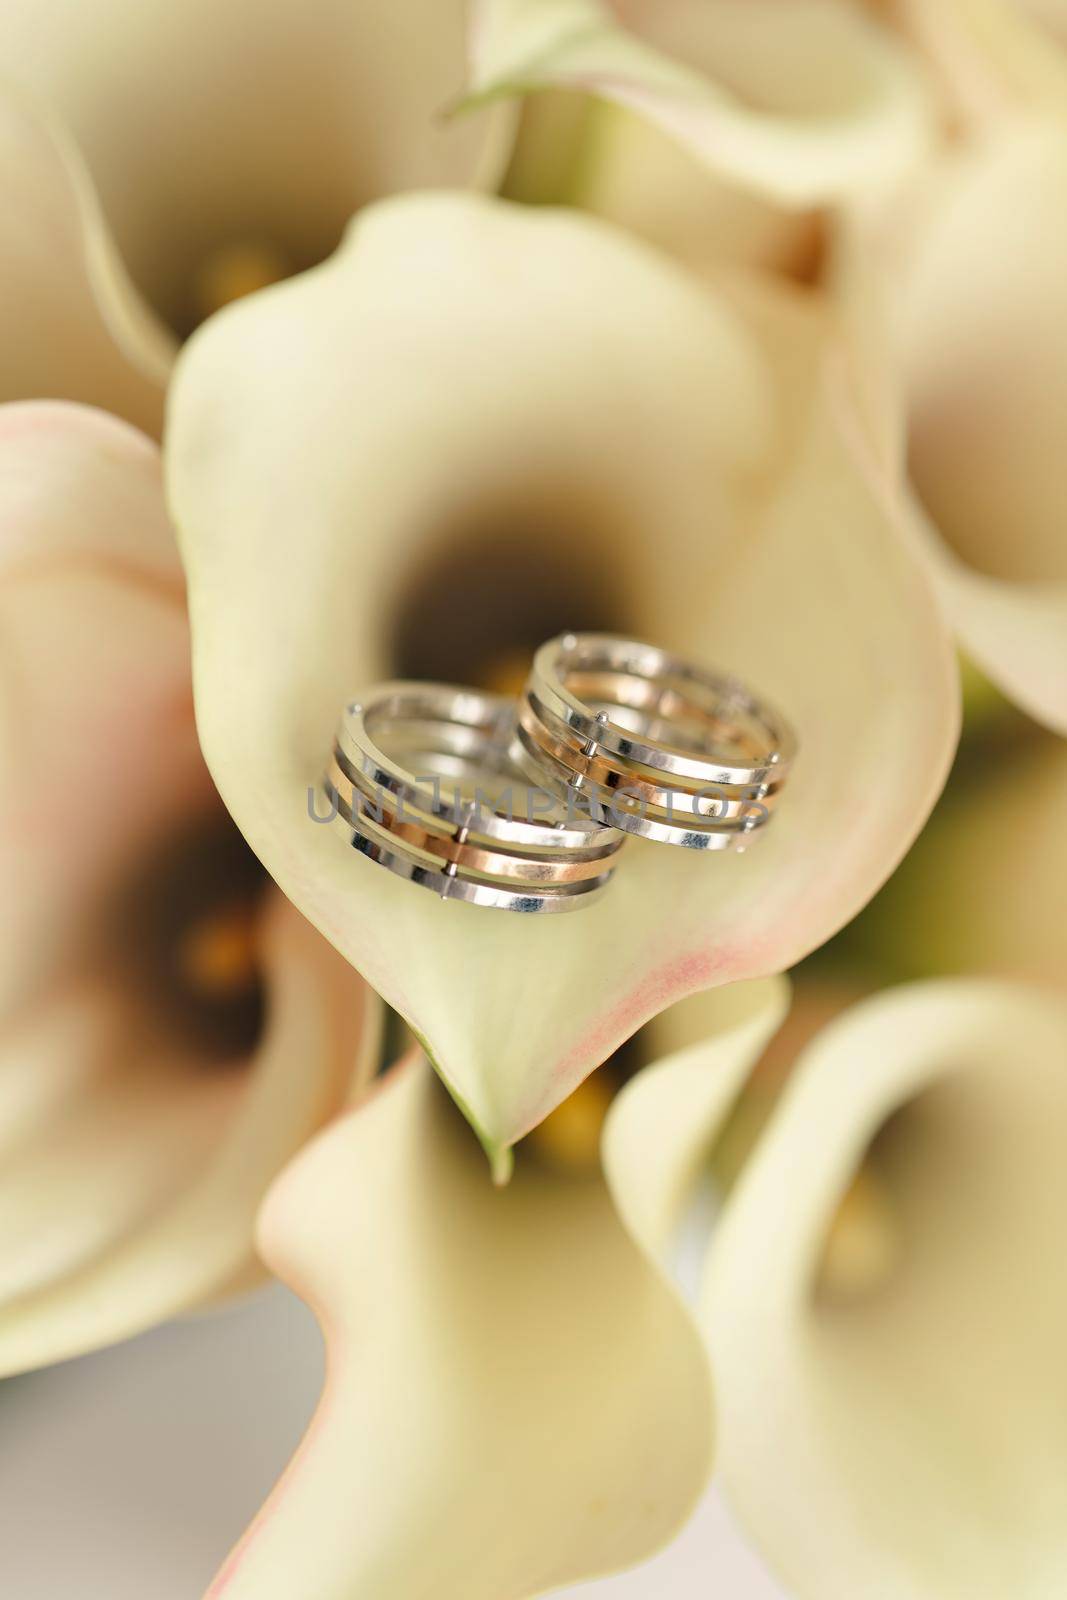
xmin=708 ymin=979 xmax=1067 ymax=1600
xmin=468 ymin=0 xmax=931 ymax=205
xmin=0 ymin=400 xmax=375 ymax=1375
xmin=166 ymin=190 xmax=959 ymax=1163
xmin=0 ymin=0 xmax=511 ymax=342
xmin=0 ymin=88 xmax=168 ymax=429
xmin=204 ymin=977 xmax=788 ymax=1600
xmin=851 ymin=123 xmax=1067 ymax=735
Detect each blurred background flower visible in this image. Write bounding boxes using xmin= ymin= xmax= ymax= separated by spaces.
xmin=0 ymin=401 xmax=376 ymax=1373
xmin=838 ymin=120 xmax=1067 ymax=736
xmin=0 ymin=91 xmax=168 ymax=427
xmin=197 ymin=980 xmax=785 ymax=1599
xmin=0 ymin=0 xmax=509 ymax=346
xmin=470 ymin=0 xmax=931 ymax=203
xmin=710 ymin=980 xmax=1067 ymax=1600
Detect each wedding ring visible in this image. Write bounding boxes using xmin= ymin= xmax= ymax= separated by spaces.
xmin=321 ymin=683 xmax=624 ymax=911
xmin=513 ymin=634 xmax=797 ymax=850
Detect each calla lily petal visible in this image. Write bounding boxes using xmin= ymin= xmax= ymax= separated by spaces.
xmin=468 ymin=0 xmax=930 ymax=204
xmin=2 ymin=0 xmax=512 ymax=333
xmin=502 ymin=93 xmax=824 ymax=280
xmin=708 ymin=980 xmax=1067 ymax=1600
xmin=0 ymin=88 xmax=169 ymax=427
xmin=604 ymin=977 xmax=790 ymax=1262
xmin=0 ymin=401 xmax=194 ymax=1009
xmin=1026 ymin=0 xmax=1067 ymax=49
xmin=898 ymin=0 xmax=1067 ymax=118
xmin=205 ymin=978 xmax=786 ymax=1600
xmin=0 ymin=896 xmax=371 ymax=1376
xmin=0 ymin=401 xmax=375 ymax=1372
xmin=167 ymin=193 xmax=958 ymax=1158
xmin=895 ymin=127 xmax=1067 ymax=736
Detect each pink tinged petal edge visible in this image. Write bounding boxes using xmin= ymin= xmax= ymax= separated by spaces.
xmin=528 ymin=947 xmax=722 ymax=1138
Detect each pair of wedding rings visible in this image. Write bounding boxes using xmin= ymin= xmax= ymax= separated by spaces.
xmin=321 ymin=633 xmax=797 ymax=913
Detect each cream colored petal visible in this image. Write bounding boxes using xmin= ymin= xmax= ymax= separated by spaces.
xmin=0 ymin=399 xmax=176 ymax=571
xmin=708 ymin=980 xmax=1067 ymax=1600
xmin=0 ymin=892 xmax=373 ymax=1377
xmin=0 ymin=401 xmax=200 ymax=1008
xmin=897 ymin=127 xmax=1067 ymax=735
xmin=2 ymin=0 xmax=511 ymax=332
xmin=552 ymin=1487 xmax=790 ymax=1600
xmin=166 ymin=192 xmax=958 ymax=1161
xmin=204 ymin=979 xmax=785 ymax=1600
xmin=0 ymin=989 xmax=242 ymax=1310
xmin=605 ymin=977 xmax=790 ymax=1262
xmin=0 ymin=89 xmax=170 ymax=427
xmin=215 ymin=1062 xmax=712 ymax=1599
xmin=1022 ymin=0 xmax=1067 ymax=49
xmin=925 ymin=571 xmax=1067 ymax=736
xmin=470 ymin=0 xmax=929 ymax=204
xmin=503 ymin=92 xmax=824 ymax=280
xmin=0 ymin=400 xmax=376 ymax=1371
xmin=897 ymin=0 xmax=1067 ymax=118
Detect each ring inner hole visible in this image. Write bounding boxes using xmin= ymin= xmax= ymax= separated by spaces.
xmin=364 ymin=697 xmax=519 ymax=810
xmin=562 ymin=665 xmax=769 ymax=762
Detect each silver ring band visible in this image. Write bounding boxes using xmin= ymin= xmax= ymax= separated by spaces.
xmin=510 ymin=734 xmax=769 ymax=851
xmin=321 ymin=682 xmax=624 ymax=911
xmin=527 ymin=634 xmax=795 ymax=785
xmin=518 ymin=634 xmax=796 ymax=850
